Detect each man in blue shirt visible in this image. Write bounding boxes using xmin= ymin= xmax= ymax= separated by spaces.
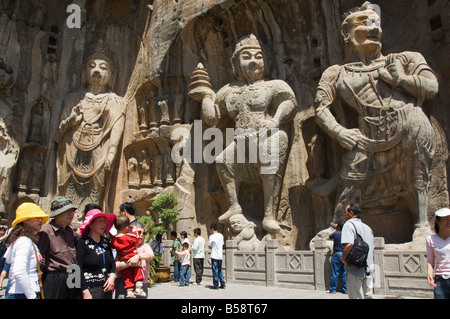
xmin=328 ymin=222 xmax=347 ymax=294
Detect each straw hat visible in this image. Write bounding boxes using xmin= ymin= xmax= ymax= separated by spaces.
xmin=12 ymin=202 xmax=49 ymax=228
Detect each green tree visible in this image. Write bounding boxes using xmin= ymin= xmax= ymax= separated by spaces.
xmin=136 ymin=192 xmax=180 ymax=276
xmin=137 ymin=192 xmax=180 ymax=240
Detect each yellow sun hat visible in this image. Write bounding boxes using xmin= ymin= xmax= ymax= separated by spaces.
xmin=12 ymin=202 xmax=49 ymax=228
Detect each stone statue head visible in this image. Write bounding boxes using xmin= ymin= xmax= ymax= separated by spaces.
xmin=341 ymin=2 xmax=383 ymax=62
xmin=230 ymin=34 xmax=266 ymax=83
xmin=83 ymin=41 xmax=116 ymax=89
xmin=229 ymin=214 xmax=248 ymax=233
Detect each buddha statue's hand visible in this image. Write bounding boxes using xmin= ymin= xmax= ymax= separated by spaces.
xmin=104 ymin=152 xmax=115 ymax=171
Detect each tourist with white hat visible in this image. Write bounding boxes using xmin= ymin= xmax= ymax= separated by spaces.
xmin=4 ymin=202 xmax=49 ymax=299
xmin=426 ymin=208 xmax=450 ymax=299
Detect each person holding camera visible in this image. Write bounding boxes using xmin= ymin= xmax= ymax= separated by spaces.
xmin=327 ymin=222 xmax=347 ymax=294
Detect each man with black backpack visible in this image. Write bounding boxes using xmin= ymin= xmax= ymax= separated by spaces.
xmin=341 ymin=203 xmax=375 ymax=299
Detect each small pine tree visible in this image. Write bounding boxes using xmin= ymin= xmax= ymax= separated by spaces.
xmin=137 ymin=192 xmax=180 ymax=240
xmin=137 ymin=192 xmax=180 ymax=280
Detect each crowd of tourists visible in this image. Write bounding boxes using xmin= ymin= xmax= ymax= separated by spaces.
xmin=0 ymin=197 xmax=226 ymax=299
xmin=0 ymin=199 xmax=448 ymax=299
xmin=325 ymin=204 xmax=450 ymax=299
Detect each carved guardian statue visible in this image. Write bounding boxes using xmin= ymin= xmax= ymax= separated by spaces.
xmin=314 ymin=2 xmax=438 ymax=235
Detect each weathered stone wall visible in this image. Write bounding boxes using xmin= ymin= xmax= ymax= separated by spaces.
xmin=1 ymin=0 xmax=449 ymax=250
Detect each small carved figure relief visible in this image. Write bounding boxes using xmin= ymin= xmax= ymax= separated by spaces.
xmin=151 ymin=147 xmax=163 ymax=186
xmin=28 ymin=102 xmax=44 ymax=143
xmin=0 ymin=118 xmax=18 ymax=215
xmin=164 ymin=145 xmax=175 ymax=185
xmin=17 ymin=152 xmax=31 ymax=192
xmin=127 ymin=152 xmax=139 ymax=188
xmin=229 ymin=214 xmax=263 ymax=251
xmin=0 ymin=119 xmax=14 ymax=155
xmin=139 ymin=149 xmax=152 ymax=188
xmin=314 ymin=2 xmax=438 ymax=231
xmin=0 ymin=56 xmax=19 ymax=203
xmin=29 ymin=152 xmax=44 ymax=194
xmin=158 ymin=99 xmax=170 ymax=125
xmin=308 ymin=132 xmax=325 ymax=180
xmin=138 ymin=102 xmax=149 ymax=130
xmin=173 ymin=86 xmax=184 ymax=124
xmin=148 ymin=86 xmax=158 ymax=129
xmin=27 ymin=99 xmax=50 ymax=145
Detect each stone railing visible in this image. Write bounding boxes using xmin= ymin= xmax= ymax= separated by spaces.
xmin=162 ymin=238 xmax=433 ymax=298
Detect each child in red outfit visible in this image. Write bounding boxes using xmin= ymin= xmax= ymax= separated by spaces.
xmin=111 ymin=215 xmax=146 ymax=298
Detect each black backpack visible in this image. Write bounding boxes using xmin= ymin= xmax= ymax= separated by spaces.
xmin=345 ymin=222 xmax=369 ymax=269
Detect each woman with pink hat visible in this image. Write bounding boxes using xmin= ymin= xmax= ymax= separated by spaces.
xmin=426 ymin=208 xmax=450 ymax=299
xmin=4 ymin=202 xmax=49 ymax=299
xmin=76 ymin=209 xmax=117 ymax=299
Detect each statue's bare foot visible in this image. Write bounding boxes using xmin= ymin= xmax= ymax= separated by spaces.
xmin=218 ymin=204 xmax=242 ymax=224
xmin=262 ymin=218 xmax=281 ymax=234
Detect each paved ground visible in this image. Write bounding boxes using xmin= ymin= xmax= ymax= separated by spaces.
xmin=147 ymin=281 xmax=349 ymax=299
xmin=1 ymin=278 xmax=423 ymax=300
xmin=145 ymin=280 xmax=419 ymax=299
xmin=1 ymin=279 xmax=423 ymax=318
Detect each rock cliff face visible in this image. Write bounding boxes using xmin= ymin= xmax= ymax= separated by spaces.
xmin=1 ymin=0 xmax=449 ymax=249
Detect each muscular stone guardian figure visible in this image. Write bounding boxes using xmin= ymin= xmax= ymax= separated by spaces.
xmin=314 ymin=2 xmax=439 ymax=232
xmin=190 ymin=34 xmax=297 ymax=234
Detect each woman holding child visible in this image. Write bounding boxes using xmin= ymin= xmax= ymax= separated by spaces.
xmin=77 ymin=209 xmax=117 ymax=299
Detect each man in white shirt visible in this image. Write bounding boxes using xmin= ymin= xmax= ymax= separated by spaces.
xmin=208 ymin=224 xmax=226 ymax=289
xmin=341 ymin=203 xmax=375 ymax=299
xmin=192 ymin=228 xmax=205 ymax=285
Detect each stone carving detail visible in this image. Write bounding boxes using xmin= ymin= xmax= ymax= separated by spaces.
xmin=56 ymin=41 xmax=126 ymax=218
xmin=151 ymin=147 xmax=163 ymax=186
xmin=16 ymin=147 xmax=46 ymax=194
xmin=136 ymin=82 xmax=182 ymax=131
xmin=1 ymin=1 xmax=449 ymax=254
xmin=0 ymin=118 xmax=18 ymax=214
xmin=163 ymin=145 xmax=175 ymax=185
xmin=189 ymin=34 xmax=297 ymax=236
xmin=158 ymin=99 xmax=170 ymax=126
xmin=148 ymin=86 xmax=158 ymax=129
xmin=125 ymin=141 xmax=176 ymax=190
xmin=0 ymin=58 xmax=14 ymax=98
xmin=27 ymin=98 xmax=50 ymax=146
xmin=173 ymin=86 xmax=185 ymax=124
xmin=127 ymin=152 xmax=139 ymax=189
xmin=307 ymin=131 xmax=326 ymax=181
xmin=314 ymin=2 xmax=439 ymax=240
xmin=138 ymin=101 xmax=149 ymax=130
xmin=229 ymin=214 xmax=264 ymax=251
xmin=0 ymin=119 xmax=14 ymax=156
xmin=140 ymin=149 xmax=152 ymax=188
